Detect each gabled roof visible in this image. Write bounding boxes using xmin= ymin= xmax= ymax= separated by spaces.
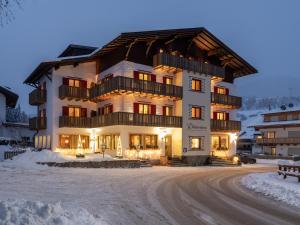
xmin=58 ymin=44 xmax=97 ymax=58
xmin=24 ymin=27 xmax=258 ymax=85
xmin=0 ymin=86 xmax=18 ymax=108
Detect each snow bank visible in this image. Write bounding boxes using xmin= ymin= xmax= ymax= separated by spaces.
xmin=241 ymin=172 xmax=300 ymax=208
xmin=1 ymin=150 xmax=115 ymax=169
xmin=0 ymin=199 xmax=105 ymax=225
xmin=255 ymin=159 xmax=296 ymax=165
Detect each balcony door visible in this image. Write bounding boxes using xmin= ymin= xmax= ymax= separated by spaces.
xmin=165 ymin=135 xmax=172 ymax=158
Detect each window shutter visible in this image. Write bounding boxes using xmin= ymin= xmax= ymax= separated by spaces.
xmin=80 ymin=80 xmax=87 ymax=88
xmin=91 ymin=110 xmax=96 ymax=117
xmin=213 ymin=112 xmax=217 ymax=120
xmin=151 ymin=105 xmax=156 ymax=115
xmin=214 ymin=86 xmax=218 ymax=93
xmin=133 ymin=71 xmax=139 ymax=80
xmin=225 ymin=88 xmax=229 ymax=95
xmin=63 ymin=78 xmax=69 ymax=85
xmin=62 ymin=106 xmax=69 ymax=116
xmin=162 ymin=106 xmax=166 ymax=116
xmin=101 ymin=107 xmax=105 ymax=115
xmin=110 ymin=104 xmax=113 ymax=113
xmin=81 ymin=108 xmax=87 ymax=117
xmin=133 ymin=103 xmax=139 ymax=113
xmin=151 ymin=74 xmax=156 ymax=82
xmin=42 ymin=109 xmax=46 ymax=117
xmin=226 ymin=112 xmax=230 ymax=120
xmin=98 ymin=108 xmax=101 ymax=115
xmin=163 ymin=77 xmax=167 ymax=84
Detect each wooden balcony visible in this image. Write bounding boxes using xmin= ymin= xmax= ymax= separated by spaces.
xmin=90 ymin=76 xmax=182 ymax=101
xmin=211 ymin=119 xmax=241 ymax=132
xmin=153 ymin=53 xmax=225 ymax=78
xmin=59 ymin=113 xmax=182 ymax=128
xmin=29 ymin=117 xmax=47 ymax=130
xmin=256 ymin=137 xmax=300 ymax=145
xmin=59 ymin=116 xmax=91 ymax=128
xmin=211 ymin=92 xmax=242 ymax=109
xmin=59 ymin=85 xmax=89 ymax=101
xmin=29 ymin=89 xmax=46 ymax=105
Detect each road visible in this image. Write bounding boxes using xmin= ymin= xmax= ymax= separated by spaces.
xmin=149 ymin=166 xmax=300 ymax=225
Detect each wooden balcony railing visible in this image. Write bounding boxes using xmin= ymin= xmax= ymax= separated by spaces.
xmin=59 ymin=113 xmax=182 ymax=128
xmin=90 ymin=76 xmax=182 ymax=101
xmin=91 ymin=112 xmax=182 ymax=128
xmin=153 ymin=53 xmax=225 ymax=78
xmin=59 ymin=85 xmax=89 ymax=101
xmin=256 ymin=137 xmax=300 ymax=145
xmin=59 ymin=116 xmax=91 ymax=128
xmin=211 ymin=119 xmax=241 ymax=132
xmin=29 ymin=89 xmax=46 ymax=105
xmin=211 ymin=92 xmax=242 ymax=108
xmin=29 ymin=117 xmax=47 ymax=130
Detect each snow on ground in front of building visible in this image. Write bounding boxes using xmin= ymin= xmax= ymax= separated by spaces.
xmin=241 ymin=172 xmax=300 ymax=208
xmin=0 ymin=199 xmax=105 ymax=225
xmin=1 ymin=150 xmax=114 ymax=169
xmin=255 ymin=159 xmax=300 ymax=165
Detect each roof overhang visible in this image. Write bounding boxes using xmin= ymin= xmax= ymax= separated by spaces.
xmin=0 ymin=86 xmax=18 ymax=108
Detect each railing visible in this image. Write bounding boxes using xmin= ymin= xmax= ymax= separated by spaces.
xmin=90 ymin=76 xmax=182 ymax=100
xmin=29 ymin=89 xmax=46 ymax=105
xmin=153 ymin=53 xmax=225 ymax=78
xmin=211 ymin=92 xmax=242 ymax=108
xmin=59 ymin=113 xmax=182 ymax=128
xmin=211 ymin=119 xmax=241 ymax=132
xmin=4 ymin=150 xmax=26 ymax=160
xmin=29 ymin=117 xmax=47 ymax=130
xmin=59 ymin=85 xmax=89 ymax=100
xmin=256 ymin=137 xmax=300 ymax=145
xmin=59 ymin=116 xmax=91 ymax=128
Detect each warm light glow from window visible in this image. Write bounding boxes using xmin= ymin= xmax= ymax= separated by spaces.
xmin=191 ymin=138 xmax=200 ymax=149
xmin=192 ymin=79 xmax=201 ymax=91
xmin=192 ymin=107 xmax=201 ymax=119
xmin=139 ymin=72 xmax=151 ymax=81
xmin=139 ymin=104 xmax=150 ymax=114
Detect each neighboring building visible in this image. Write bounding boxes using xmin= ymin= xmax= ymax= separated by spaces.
xmin=0 ymin=86 xmax=34 ymax=144
xmin=24 ymin=28 xmax=257 ymax=164
xmin=253 ymin=105 xmax=300 ymax=156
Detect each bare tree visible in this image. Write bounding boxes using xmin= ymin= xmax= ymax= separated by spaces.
xmin=0 ymin=0 xmax=22 ymax=25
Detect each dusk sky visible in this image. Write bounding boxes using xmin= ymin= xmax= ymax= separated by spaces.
xmin=1 ymin=0 xmax=300 ymax=114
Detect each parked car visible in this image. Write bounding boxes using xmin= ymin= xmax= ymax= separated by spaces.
xmin=238 ymin=154 xmax=256 ymax=164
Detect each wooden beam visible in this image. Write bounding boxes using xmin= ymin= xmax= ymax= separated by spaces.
xmin=125 ymin=38 xmax=138 ymax=60
xmin=208 ymin=48 xmax=227 ymax=57
xmin=145 ymin=37 xmax=158 ymax=56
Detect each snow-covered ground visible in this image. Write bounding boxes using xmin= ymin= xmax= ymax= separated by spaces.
xmin=242 ymin=172 xmax=300 ymax=208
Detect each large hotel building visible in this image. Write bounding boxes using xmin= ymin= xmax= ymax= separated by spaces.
xmin=24 ymin=28 xmax=257 ymax=165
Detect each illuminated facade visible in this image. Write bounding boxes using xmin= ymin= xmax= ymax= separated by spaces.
xmin=24 ymin=28 xmax=256 ymax=164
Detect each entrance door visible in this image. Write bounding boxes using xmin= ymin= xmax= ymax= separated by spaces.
xmin=271 ymin=147 xmax=276 ymax=156
xmin=165 ymin=135 xmax=172 ymax=158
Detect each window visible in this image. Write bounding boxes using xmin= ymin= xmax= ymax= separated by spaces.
xmin=139 ymin=104 xmax=150 ymax=114
xmin=214 ymin=86 xmax=228 ymax=95
xmin=99 ymin=134 xmax=120 ymax=150
xmin=163 ymin=77 xmax=173 ymax=85
xmin=163 ymin=106 xmax=173 ymax=116
xmin=68 ymin=107 xmax=81 ymax=117
xmin=139 ymin=72 xmax=151 ymax=81
xmin=59 ymin=135 xmax=89 ymax=149
xmin=103 ymin=104 xmax=113 ymax=115
xmin=266 ymin=131 xmax=276 ymax=139
xmin=191 ymin=79 xmax=202 ymax=92
xmin=190 ymin=137 xmax=203 ymax=150
xmin=68 ymin=79 xmax=80 ymax=87
xmin=211 ymin=135 xmax=229 ymax=151
xmin=130 ymin=134 xmax=158 ymax=149
xmin=214 ymin=112 xmax=228 ymax=120
xmin=191 ymin=106 xmax=202 ymax=119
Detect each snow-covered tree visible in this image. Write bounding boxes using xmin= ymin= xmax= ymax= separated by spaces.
xmin=0 ymin=0 xmax=22 ymax=25
xmin=6 ymin=104 xmax=28 ymax=123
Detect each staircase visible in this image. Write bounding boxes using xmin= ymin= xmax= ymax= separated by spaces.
xmin=168 ymin=158 xmax=189 ymax=167
xmin=210 ymin=156 xmax=240 ymax=167
xmin=139 ymin=159 xmax=152 ymax=167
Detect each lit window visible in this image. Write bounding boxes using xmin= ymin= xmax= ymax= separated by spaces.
xmin=68 ymin=107 xmax=81 ymax=117
xmin=266 ymin=131 xmax=275 ymax=138
xmin=191 ymin=106 xmax=202 ymax=119
xmin=215 ymin=87 xmax=227 ymax=95
xmin=59 ymin=135 xmax=89 ymax=149
xmin=164 ymin=77 xmax=173 ymax=85
xmin=130 ymin=134 xmax=158 ymax=149
xmin=139 ymin=72 xmax=151 ymax=81
xmin=191 ymin=79 xmax=202 ymax=91
xmin=69 ymin=79 xmax=80 ymax=87
xmin=216 ymin=112 xmax=227 ymax=120
xmin=165 ymin=106 xmax=173 ymax=116
xmin=190 ymin=137 xmax=203 ymax=150
xmin=139 ymin=104 xmax=150 ymax=114
xmin=211 ymin=135 xmax=229 ymax=150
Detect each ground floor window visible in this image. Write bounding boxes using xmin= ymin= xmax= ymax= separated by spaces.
xmin=98 ymin=134 xmax=120 ymax=150
xmin=59 ymin=134 xmax=89 ymax=149
xmin=129 ymin=134 xmax=158 ymax=149
xmin=34 ymin=135 xmax=51 ymax=149
xmin=189 ymin=136 xmax=204 ymax=150
xmin=211 ymin=135 xmax=229 ymax=150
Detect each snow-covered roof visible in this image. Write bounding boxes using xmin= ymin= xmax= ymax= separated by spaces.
xmin=262 ymin=106 xmax=300 ymax=115
xmin=0 ymin=85 xmax=18 ymax=108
